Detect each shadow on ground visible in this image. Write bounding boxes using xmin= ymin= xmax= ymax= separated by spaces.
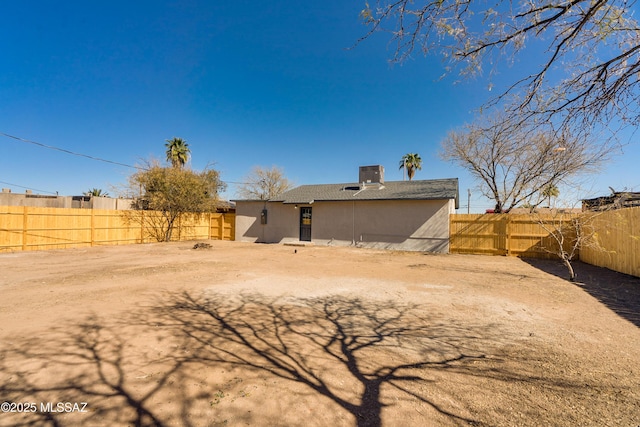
xmin=523 ymin=258 xmax=640 ymax=327
xmin=0 ymin=291 xmax=623 ymax=426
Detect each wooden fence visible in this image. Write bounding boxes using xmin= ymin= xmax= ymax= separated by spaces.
xmin=0 ymin=206 xmax=235 ymax=252
xmin=2 ymin=205 xmax=637 ymax=277
xmin=450 ymin=209 xmax=639 ymax=278
xmin=450 ymin=213 xmax=578 ymax=259
xmin=579 ymin=207 xmax=640 ymax=278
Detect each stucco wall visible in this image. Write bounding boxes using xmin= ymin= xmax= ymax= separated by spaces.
xmin=0 ymin=192 xmax=134 ymax=210
xmin=313 ymin=199 xmax=452 ymax=252
xmin=235 ymin=201 xmax=265 ymax=242
xmin=235 ymin=201 xmax=301 ymax=243
xmin=236 ymin=198 xmax=455 ymax=252
xmin=0 ymin=193 xmax=71 ymax=208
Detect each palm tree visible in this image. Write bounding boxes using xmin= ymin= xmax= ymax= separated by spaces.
xmin=165 ymin=137 xmax=190 ymax=168
xmin=86 ymin=188 xmax=108 ymax=197
xmin=399 ymin=153 xmax=423 ymax=181
xmin=542 ymin=184 xmax=560 ymax=207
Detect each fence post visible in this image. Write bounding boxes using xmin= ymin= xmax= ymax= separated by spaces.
xmin=91 ymin=209 xmax=95 ymax=246
xmin=506 ymin=215 xmax=511 ymax=256
xmin=22 ymin=206 xmax=28 ymax=251
xmin=448 ymin=215 xmax=452 ymax=252
xmin=140 ymin=210 xmax=144 ymax=243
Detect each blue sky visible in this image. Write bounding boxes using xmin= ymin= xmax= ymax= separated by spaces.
xmin=1 ymin=1 xmax=638 ymax=212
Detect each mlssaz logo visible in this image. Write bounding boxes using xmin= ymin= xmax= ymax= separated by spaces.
xmin=40 ymin=402 xmax=88 ymax=413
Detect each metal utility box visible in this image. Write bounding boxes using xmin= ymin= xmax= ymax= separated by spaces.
xmin=359 ymin=165 xmax=385 ymax=184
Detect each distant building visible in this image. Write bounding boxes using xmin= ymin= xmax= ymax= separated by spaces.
xmin=582 ymin=191 xmax=640 ymax=211
xmin=1 ymin=187 xmax=235 ymax=212
xmin=0 ymin=188 xmax=134 ymax=209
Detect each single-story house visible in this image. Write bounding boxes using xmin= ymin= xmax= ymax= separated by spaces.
xmin=234 ymin=165 xmax=459 ymax=253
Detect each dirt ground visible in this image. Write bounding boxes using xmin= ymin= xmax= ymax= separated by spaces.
xmin=0 ymin=241 xmax=638 ymax=427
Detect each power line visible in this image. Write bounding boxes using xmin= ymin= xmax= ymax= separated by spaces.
xmin=1 ymin=131 xmax=143 ymax=170
xmin=1 ymin=131 xmax=253 ymax=189
xmin=0 ymin=180 xmax=58 ymax=195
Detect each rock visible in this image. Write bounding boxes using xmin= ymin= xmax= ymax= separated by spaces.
xmin=193 ymin=242 xmax=212 ymax=250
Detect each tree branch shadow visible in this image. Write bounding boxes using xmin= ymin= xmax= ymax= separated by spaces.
xmin=161 ymin=292 xmax=493 ymax=426
xmin=523 ymin=258 xmax=640 ymax=327
xmin=0 ymin=316 xmax=186 ymax=427
xmin=0 ymin=290 xmax=605 ymax=426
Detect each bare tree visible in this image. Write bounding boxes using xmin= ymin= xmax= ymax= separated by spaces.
xmin=532 ymin=206 xmax=617 ymax=281
xmin=360 ymin=0 xmax=640 ymax=136
xmin=518 ymin=182 xmax=629 ymax=281
xmin=535 ymin=210 xmax=585 ymax=282
xmin=237 ymin=166 xmax=294 ymax=200
xmin=440 ymin=113 xmax=614 ymax=212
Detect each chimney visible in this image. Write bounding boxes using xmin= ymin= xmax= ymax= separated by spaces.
xmin=359 ymin=165 xmax=384 ymax=184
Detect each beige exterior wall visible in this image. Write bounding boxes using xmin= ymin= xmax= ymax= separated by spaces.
xmin=0 ymin=191 xmax=133 ymax=210
xmin=235 ymin=198 xmax=455 ymax=252
xmin=91 ymin=197 xmax=134 ymax=210
xmin=235 ymin=200 xmax=300 ymax=244
xmin=0 ymin=192 xmax=72 ymax=208
xmin=235 ymin=201 xmax=266 ymax=243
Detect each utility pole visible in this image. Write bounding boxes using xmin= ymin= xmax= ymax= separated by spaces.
xmin=467 ymin=189 xmax=471 ymax=214
xmin=402 ymin=158 xmax=406 ymax=181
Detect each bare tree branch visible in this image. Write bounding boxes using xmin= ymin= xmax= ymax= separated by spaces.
xmin=237 ymin=166 xmax=294 ymax=200
xmin=360 ymin=0 xmax=640 ymax=134
xmin=440 ymin=113 xmax=615 ymax=212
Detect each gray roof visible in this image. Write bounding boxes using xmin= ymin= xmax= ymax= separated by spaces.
xmin=270 ymin=178 xmax=459 ymax=208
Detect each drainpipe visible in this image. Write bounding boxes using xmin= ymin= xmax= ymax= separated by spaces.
xmin=352 ymin=200 xmax=355 ymax=245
